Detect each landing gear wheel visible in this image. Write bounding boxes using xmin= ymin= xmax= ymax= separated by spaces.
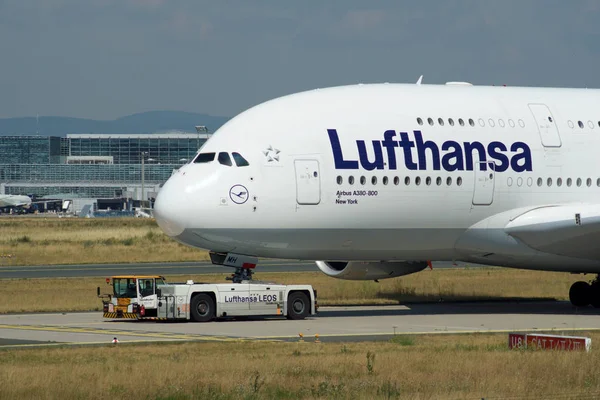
xmin=590 ymin=283 xmax=600 ymax=308
xmin=191 ymin=293 xmax=215 ymax=322
xmin=287 ymin=292 xmax=310 ymax=320
xmin=569 ymin=281 xmax=591 ymax=307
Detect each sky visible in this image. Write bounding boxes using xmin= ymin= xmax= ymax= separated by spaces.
xmin=1 ymin=0 xmax=600 ymax=120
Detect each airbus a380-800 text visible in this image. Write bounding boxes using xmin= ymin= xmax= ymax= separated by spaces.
xmin=154 ymin=81 xmax=600 ymax=308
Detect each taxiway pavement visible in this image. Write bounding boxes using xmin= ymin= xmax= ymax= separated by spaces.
xmin=0 ymin=260 xmax=319 ymax=279
xmin=1 ymin=302 xmax=598 ymax=348
xmin=0 ymin=261 xmax=477 ymax=279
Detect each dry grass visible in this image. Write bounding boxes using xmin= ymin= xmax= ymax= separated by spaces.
xmin=0 ymin=217 xmax=209 ymax=265
xmin=2 ymin=333 xmax=600 ymax=399
xmin=0 ymin=269 xmax=582 ymax=314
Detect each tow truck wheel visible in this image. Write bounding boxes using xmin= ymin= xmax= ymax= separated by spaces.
xmin=287 ymin=292 xmax=310 ymax=320
xmin=569 ymin=281 xmax=591 ymax=308
xmin=191 ymin=293 xmax=215 ymax=322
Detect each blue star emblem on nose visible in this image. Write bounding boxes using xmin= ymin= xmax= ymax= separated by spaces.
xmin=263 ymin=145 xmax=281 ymax=162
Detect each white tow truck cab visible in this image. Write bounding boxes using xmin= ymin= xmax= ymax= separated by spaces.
xmin=98 ymin=275 xmax=165 ymax=319
xmin=98 ymin=253 xmax=318 ymax=322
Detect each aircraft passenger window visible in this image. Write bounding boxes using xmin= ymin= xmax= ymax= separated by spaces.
xmin=478 ymin=118 xmax=485 ymax=127
xmin=578 ymin=121 xmax=584 ymax=129
xmin=394 ymin=176 xmax=400 ymax=185
xmin=349 ymin=176 xmax=355 ymax=185
xmin=547 ymin=178 xmax=552 ymax=187
xmin=598 ymin=121 xmax=600 ymax=128
xmin=404 ymin=177 xmax=410 ymax=185
xmin=527 ymin=177 xmax=533 ymax=187
xmin=415 ymin=177 xmax=421 ymax=186
xmin=518 ymin=119 xmax=525 ymax=128
xmin=193 ymin=152 xmax=216 ymax=163
xmin=597 ymin=178 xmax=600 ymax=187
xmin=557 ymin=178 xmax=562 ymax=187
xmin=458 ymin=118 xmax=465 ymax=126
xmin=438 ymin=118 xmax=444 ymax=126
xmin=568 ymin=121 xmax=574 ymax=129
xmin=417 ymin=118 xmax=423 ymax=125
xmin=567 ymin=178 xmax=572 ymax=187
xmin=577 ymin=178 xmax=582 ymax=187
xmin=336 ymin=176 xmax=343 ymax=185
xmin=537 ymin=178 xmax=542 ymax=187
xmin=499 ymin=119 xmax=505 ymax=128
xmin=469 ymin=119 xmax=475 ymax=127
xmin=425 ymin=176 xmax=432 ymax=185
xmin=457 ymin=177 xmax=462 ymax=186
xmin=383 ymin=176 xmax=389 ymax=185
xmin=232 ymin=152 xmax=250 ymax=167
xmin=587 ymin=178 xmax=592 ymax=187
xmin=517 ymin=177 xmax=523 ymax=187
xmin=446 ymin=177 xmax=452 ymax=186
xmin=218 ymin=152 xmax=233 ymax=166
xmin=507 ymin=177 xmax=513 ymax=187
xmin=427 ymin=118 xmax=434 ymax=126
xmin=508 ymin=119 xmax=515 ymax=128
xmin=371 ymin=176 xmax=377 ymax=185
xmin=360 ymin=176 xmax=366 ymax=185
xmin=588 ymin=121 xmax=594 ymax=129
xmin=488 ymin=119 xmax=495 ymax=127
xmin=448 ymin=118 xmax=454 ymax=126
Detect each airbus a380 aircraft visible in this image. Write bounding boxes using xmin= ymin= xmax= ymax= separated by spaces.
xmin=154 ymin=81 xmax=600 ymax=308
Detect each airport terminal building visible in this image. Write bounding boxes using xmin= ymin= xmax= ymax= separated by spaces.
xmin=0 ymin=132 xmax=210 ymax=214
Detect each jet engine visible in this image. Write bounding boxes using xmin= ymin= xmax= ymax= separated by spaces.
xmin=315 ymin=261 xmax=428 ymax=280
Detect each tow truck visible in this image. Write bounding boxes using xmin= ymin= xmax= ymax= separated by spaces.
xmin=97 ymin=253 xmax=317 ymax=322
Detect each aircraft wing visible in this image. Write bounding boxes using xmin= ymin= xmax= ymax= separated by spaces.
xmin=505 ymin=204 xmax=600 ymax=259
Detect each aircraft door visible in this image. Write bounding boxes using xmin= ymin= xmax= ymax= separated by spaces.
xmin=528 ymin=104 xmax=562 ymax=147
xmin=294 ymin=159 xmax=321 ymax=205
xmin=472 ymin=162 xmax=494 ymax=206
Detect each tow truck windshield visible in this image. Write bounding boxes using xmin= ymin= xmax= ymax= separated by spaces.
xmin=113 ymin=277 xmax=166 ymax=298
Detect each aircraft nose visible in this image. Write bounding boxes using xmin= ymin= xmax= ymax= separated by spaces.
xmin=154 ymin=174 xmax=188 ymax=237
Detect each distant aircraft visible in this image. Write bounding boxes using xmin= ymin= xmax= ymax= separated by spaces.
xmin=0 ymin=194 xmax=32 ymax=209
xmin=154 ymin=81 xmax=600 ymax=308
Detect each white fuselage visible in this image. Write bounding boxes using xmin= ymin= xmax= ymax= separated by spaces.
xmin=0 ymin=195 xmax=31 ymax=208
xmin=154 ymin=83 xmax=600 ymax=273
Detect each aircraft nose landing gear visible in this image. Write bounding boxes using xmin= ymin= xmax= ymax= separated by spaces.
xmin=209 ymin=251 xmax=258 ymax=283
xmin=569 ymin=277 xmax=600 ymax=308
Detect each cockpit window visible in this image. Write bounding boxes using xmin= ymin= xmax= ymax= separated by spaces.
xmin=193 ymin=153 xmax=216 ymax=163
xmin=218 ymin=152 xmax=233 ymax=166
xmin=232 ymin=152 xmax=250 ymax=167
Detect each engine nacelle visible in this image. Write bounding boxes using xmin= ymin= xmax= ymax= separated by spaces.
xmin=315 ymin=260 xmax=428 ymax=280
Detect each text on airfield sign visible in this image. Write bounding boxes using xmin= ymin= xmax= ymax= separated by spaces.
xmin=508 ymin=333 xmax=591 ymax=352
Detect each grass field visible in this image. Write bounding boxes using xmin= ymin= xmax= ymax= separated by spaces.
xmin=0 ymin=217 xmax=209 ymax=266
xmin=0 ymin=268 xmax=582 ymax=314
xmin=1 ymin=332 xmax=600 ymax=399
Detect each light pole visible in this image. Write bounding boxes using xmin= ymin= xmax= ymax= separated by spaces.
xmin=195 ymin=125 xmax=208 ymax=149
xmin=141 ymin=151 xmax=148 ymax=208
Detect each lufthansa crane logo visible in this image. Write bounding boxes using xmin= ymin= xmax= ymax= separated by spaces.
xmin=229 ymin=184 xmax=249 ymax=204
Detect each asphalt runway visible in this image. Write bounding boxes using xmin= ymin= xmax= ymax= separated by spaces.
xmin=0 ymin=260 xmax=319 ymax=279
xmin=1 ymin=302 xmax=599 ymax=348
xmin=0 ymin=260 xmax=475 ymax=279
